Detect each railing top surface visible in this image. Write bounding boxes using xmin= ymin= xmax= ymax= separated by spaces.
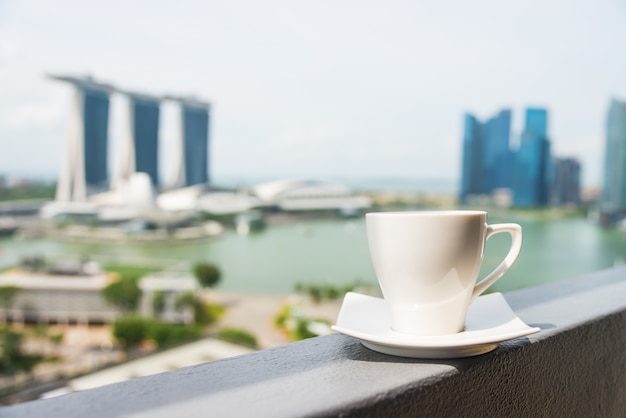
xmin=3 ymin=265 xmax=626 ymax=418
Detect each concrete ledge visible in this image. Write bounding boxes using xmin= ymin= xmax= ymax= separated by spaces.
xmin=4 ymin=266 xmax=626 ymax=417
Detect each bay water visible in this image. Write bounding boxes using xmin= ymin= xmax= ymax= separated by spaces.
xmin=1 ymin=214 xmax=625 ymax=295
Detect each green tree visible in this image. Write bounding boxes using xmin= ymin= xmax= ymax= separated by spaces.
xmin=193 ymin=262 xmax=221 ymax=288
xmin=0 ymin=327 xmax=43 ymax=375
xmin=175 ymin=292 xmax=223 ymax=325
xmin=152 ymin=291 xmax=166 ymax=316
xmin=0 ymin=286 xmax=19 ymax=310
xmin=175 ymin=291 xmax=197 ymax=310
xmin=0 ymin=327 xmax=23 ymax=374
xmin=102 ymin=279 xmax=140 ymax=312
xmin=112 ymin=316 xmax=151 ymax=349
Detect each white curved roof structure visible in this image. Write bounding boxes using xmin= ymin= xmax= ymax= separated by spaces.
xmin=197 ymin=192 xmax=260 ymax=215
xmin=251 ymin=179 xmax=372 ymax=211
xmin=41 ymin=176 xmax=372 ymax=223
xmin=252 ymin=179 xmax=351 ymax=201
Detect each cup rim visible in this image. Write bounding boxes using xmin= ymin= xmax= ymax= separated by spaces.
xmin=366 ymin=210 xmax=487 ymax=217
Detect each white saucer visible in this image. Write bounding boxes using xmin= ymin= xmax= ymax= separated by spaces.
xmin=332 ymin=292 xmax=540 ymax=359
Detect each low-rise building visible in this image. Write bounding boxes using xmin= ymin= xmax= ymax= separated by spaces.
xmin=0 ymin=268 xmax=198 ymax=325
xmin=0 ymin=271 xmax=119 ymax=324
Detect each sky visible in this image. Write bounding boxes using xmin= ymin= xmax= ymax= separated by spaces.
xmin=1 ymin=0 xmax=626 ymax=189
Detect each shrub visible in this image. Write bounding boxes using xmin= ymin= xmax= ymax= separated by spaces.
xmin=217 ymin=328 xmax=258 ymax=349
xmin=0 ymin=286 xmax=19 ymax=309
xmin=175 ymin=292 xmax=225 ymax=325
xmin=273 ymin=305 xmax=331 ymax=341
xmin=0 ymin=327 xmax=44 ymax=375
xmin=113 ymin=317 xmax=202 ymax=349
xmin=148 ymin=322 xmax=200 ymax=348
xmin=102 ymin=279 xmax=141 ymax=312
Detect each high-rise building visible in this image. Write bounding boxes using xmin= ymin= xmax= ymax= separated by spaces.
xmin=460 ymin=114 xmax=483 ymax=203
xmin=83 ymin=89 xmax=110 ymax=190
xmin=483 ymin=110 xmax=513 ymax=191
xmin=459 ymin=109 xmax=512 ymax=203
xmin=51 ymin=74 xmax=212 ymax=201
xmin=50 ymin=75 xmax=113 ymax=201
xmin=551 ymin=157 xmax=581 ymax=206
xmin=512 ymin=108 xmax=552 ymax=207
xmin=128 ymin=94 xmax=161 ymax=188
xmin=601 ymin=99 xmax=626 ymax=212
xmin=171 ymin=99 xmax=211 ymax=187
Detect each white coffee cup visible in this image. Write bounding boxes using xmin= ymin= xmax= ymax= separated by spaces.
xmin=366 ymin=210 xmax=522 ymax=336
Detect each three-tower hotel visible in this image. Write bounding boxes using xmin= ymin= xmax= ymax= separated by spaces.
xmin=49 ymin=74 xmax=211 ymax=201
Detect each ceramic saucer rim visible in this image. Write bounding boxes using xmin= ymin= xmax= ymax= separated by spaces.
xmin=331 ymin=292 xmax=540 ymax=350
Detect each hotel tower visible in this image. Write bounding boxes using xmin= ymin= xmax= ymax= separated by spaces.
xmin=50 ymin=75 xmax=211 ymax=201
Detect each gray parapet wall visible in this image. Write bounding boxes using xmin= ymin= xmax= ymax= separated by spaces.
xmin=3 ymin=266 xmax=626 ymax=417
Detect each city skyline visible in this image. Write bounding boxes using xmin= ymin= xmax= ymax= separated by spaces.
xmin=460 ymin=106 xmax=565 ymax=207
xmin=2 ymin=1 xmax=626 ymax=188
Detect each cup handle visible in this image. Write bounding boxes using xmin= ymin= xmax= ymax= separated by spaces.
xmin=471 ymin=223 xmax=523 ymax=302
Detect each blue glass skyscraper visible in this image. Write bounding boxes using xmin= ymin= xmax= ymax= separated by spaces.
xmin=51 ymin=74 xmax=214 ymax=201
xmin=552 ymin=157 xmax=581 ymax=206
xmin=459 ymin=109 xmax=512 ymax=203
xmin=484 ymin=110 xmax=513 ymax=191
xmin=602 ymin=99 xmax=626 ymax=212
xmin=49 ymin=75 xmax=113 ymax=201
xmin=460 ymin=114 xmax=483 ymax=203
xmin=130 ymin=95 xmax=160 ymax=188
xmin=513 ymin=108 xmax=551 ymax=207
xmin=182 ymin=103 xmax=210 ymax=186
xmin=83 ymin=89 xmax=110 ymax=191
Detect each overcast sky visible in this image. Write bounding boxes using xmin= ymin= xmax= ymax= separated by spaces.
xmin=1 ymin=0 xmax=626 ymax=189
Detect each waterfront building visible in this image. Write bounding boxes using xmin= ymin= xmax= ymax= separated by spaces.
xmin=551 ymin=157 xmax=581 ymax=206
xmin=601 ymin=98 xmax=626 ymax=213
xmin=460 ymin=114 xmax=483 ymax=203
xmin=459 ymin=109 xmax=513 ymax=204
xmin=183 ymin=103 xmax=210 ymax=186
xmin=484 ymin=109 xmax=513 ymax=191
xmin=250 ymin=178 xmax=372 ymax=214
xmin=50 ymin=74 xmax=214 ymax=200
xmin=460 ymin=106 xmax=555 ymax=208
xmin=512 ymin=108 xmax=552 ymax=207
xmin=0 ymin=270 xmax=120 ymax=324
xmin=50 ymin=75 xmax=114 ymax=201
xmin=170 ymin=99 xmax=211 ymax=188
xmin=0 ymin=267 xmax=197 ymax=325
xmin=121 ymin=93 xmax=161 ymax=188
